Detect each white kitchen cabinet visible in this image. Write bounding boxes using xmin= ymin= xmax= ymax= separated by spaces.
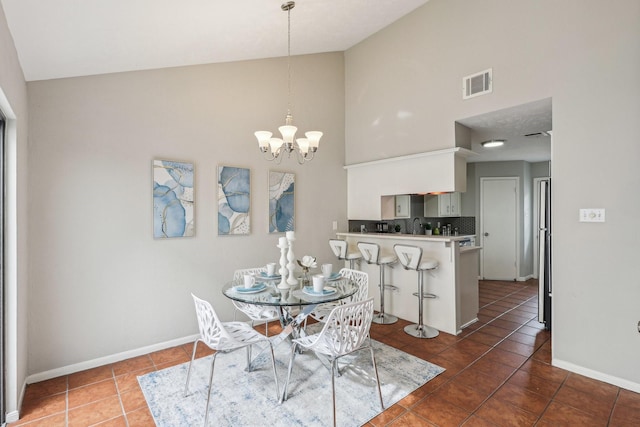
xmin=438 ymin=192 xmax=461 ymax=217
xmin=395 ymin=195 xmax=411 ymax=218
xmin=381 ymin=195 xmax=410 ymax=219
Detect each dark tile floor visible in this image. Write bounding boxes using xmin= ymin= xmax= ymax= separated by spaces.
xmin=10 ymin=279 xmax=640 ymax=426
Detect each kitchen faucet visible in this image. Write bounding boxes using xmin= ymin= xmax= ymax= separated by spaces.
xmin=412 ymin=217 xmax=422 ymax=235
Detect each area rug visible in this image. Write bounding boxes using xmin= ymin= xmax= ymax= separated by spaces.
xmin=138 ymin=339 xmax=444 ymax=427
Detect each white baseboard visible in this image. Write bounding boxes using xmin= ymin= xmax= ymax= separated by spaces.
xmin=5 ymin=410 xmax=20 ymax=423
xmin=553 ymin=357 xmax=640 ymax=393
xmin=26 ymin=333 xmax=199 ymax=385
xmin=517 ymin=274 xmax=534 ymax=282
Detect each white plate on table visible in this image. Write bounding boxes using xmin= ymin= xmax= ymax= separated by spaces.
xmin=303 ymin=286 xmax=336 ymax=296
xmin=234 ymin=283 xmax=267 ymax=294
xmin=259 ymin=272 xmax=281 ymax=280
xmin=325 ymin=273 xmax=342 ymax=281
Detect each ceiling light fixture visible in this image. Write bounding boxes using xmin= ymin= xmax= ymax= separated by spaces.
xmin=255 ymin=1 xmax=322 ymax=164
xmin=481 ymin=139 xmax=505 ymax=148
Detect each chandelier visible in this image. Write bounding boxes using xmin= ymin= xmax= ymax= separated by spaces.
xmin=255 ymin=1 xmax=322 ymax=164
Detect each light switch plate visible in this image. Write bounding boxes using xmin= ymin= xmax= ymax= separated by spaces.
xmin=579 ymin=208 xmax=605 ymax=222
xmin=332 ymin=221 xmax=338 ymax=230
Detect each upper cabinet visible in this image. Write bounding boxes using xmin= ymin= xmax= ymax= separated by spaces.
xmin=439 ymin=192 xmax=461 ymax=217
xmin=395 ymin=195 xmax=411 ymax=218
xmin=424 ymin=193 xmax=462 ymax=217
xmin=381 ymin=195 xmax=411 ymax=219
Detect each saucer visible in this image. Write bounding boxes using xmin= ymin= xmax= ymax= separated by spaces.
xmin=259 ymin=272 xmax=282 ymax=280
xmin=234 ymin=283 xmax=267 ymax=294
xmin=325 ymin=273 xmax=342 ymax=281
xmin=303 ymin=286 xmax=336 ymax=296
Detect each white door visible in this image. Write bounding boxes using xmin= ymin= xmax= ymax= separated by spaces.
xmin=481 ymin=177 xmax=519 ymax=280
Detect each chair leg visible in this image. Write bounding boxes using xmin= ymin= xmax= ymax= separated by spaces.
xmin=369 ymin=344 xmax=384 ymax=411
xmin=203 ymin=353 xmax=218 ymax=427
xmin=331 ymin=358 xmax=337 ymax=427
xmin=246 ymin=344 xmax=253 ymax=372
xmin=281 ymin=342 xmax=299 ymax=403
xmin=264 ymin=321 xmax=269 ymax=337
xmin=267 ymin=342 xmax=280 ymax=400
xmin=183 ymin=340 xmax=199 ymax=397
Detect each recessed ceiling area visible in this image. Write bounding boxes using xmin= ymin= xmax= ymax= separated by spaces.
xmin=0 ymin=0 xmax=429 ymax=81
xmin=457 ymin=98 xmax=552 ymax=163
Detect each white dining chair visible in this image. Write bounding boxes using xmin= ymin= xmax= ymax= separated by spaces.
xmin=307 ymin=268 xmax=369 ymax=324
xmin=185 ymin=294 xmax=280 ymax=427
xmin=232 ymin=267 xmax=281 ymax=336
xmin=281 ymin=297 xmax=383 ymax=427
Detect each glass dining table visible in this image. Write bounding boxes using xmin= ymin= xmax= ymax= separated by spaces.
xmin=222 ymin=274 xmax=358 ymax=369
xmin=222 ymin=274 xmax=357 ymax=331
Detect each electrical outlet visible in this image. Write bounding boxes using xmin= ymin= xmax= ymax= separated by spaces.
xmin=579 ymin=208 xmax=605 ymax=222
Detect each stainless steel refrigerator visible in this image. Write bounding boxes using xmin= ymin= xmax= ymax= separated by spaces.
xmin=538 ymin=179 xmax=552 ymax=329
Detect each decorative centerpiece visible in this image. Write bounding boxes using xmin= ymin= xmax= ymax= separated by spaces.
xmin=277 ymin=236 xmax=290 ymax=290
xmin=297 ymin=255 xmax=317 ymax=286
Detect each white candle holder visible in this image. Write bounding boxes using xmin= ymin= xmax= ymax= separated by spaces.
xmin=286 ymin=234 xmax=298 ymax=287
xmin=277 ymin=240 xmax=289 ymax=290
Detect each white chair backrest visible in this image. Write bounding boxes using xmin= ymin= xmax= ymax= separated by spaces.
xmin=339 ymin=268 xmax=368 ymax=303
xmin=191 ymin=294 xmax=230 ymax=349
xmin=357 ymin=242 xmax=380 ymax=264
xmin=233 ymin=267 xmax=267 ymax=281
xmin=317 ymin=298 xmax=374 ymax=357
xmin=329 ymin=239 xmax=347 ymax=259
xmin=394 ymin=244 xmax=422 ymax=270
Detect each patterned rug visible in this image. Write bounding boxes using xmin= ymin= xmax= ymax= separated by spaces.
xmin=138 ymin=338 xmax=444 ymax=427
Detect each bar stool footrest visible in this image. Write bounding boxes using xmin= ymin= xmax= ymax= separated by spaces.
xmin=404 ymin=324 xmax=439 ymax=339
xmin=382 ymin=284 xmax=399 ymax=292
xmin=412 ymin=292 xmax=436 ymax=299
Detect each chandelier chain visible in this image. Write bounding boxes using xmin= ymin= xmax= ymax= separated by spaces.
xmin=287 ymin=5 xmax=292 ymax=116
xmin=254 ymin=1 xmax=322 ymax=164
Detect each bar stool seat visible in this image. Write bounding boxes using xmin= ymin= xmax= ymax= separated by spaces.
xmin=329 ymin=239 xmax=362 ymax=270
xmin=357 ymin=242 xmax=398 ymax=324
xmin=394 ymin=244 xmax=439 ymax=338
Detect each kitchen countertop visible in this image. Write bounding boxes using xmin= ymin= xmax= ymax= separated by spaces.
xmin=337 ymin=232 xmax=475 ymax=243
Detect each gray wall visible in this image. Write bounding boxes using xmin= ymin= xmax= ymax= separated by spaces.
xmin=346 ymin=0 xmax=640 ymax=389
xmin=26 ymin=53 xmax=345 ymax=374
xmin=0 ymin=4 xmax=29 ymax=417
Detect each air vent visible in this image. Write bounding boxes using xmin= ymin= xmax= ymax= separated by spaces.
xmin=462 ymin=68 xmax=492 ymax=99
xmin=524 ymin=131 xmax=551 ymax=137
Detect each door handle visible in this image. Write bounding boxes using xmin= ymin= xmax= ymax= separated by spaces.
xmin=484 ymin=232 xmax=489 ymax=237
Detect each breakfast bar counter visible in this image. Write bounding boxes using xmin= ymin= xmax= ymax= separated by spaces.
xmin=336 ymin=232 xmax=480 ymax=335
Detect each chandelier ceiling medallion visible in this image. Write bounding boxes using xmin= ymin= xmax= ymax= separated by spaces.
xmin=255 ymin=1 xmax=322 ymax=164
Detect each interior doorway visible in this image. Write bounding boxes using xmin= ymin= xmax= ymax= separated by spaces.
xmin=480 ymin=177 xmax=519 ymax=280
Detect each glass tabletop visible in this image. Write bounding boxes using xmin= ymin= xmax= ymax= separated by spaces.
xmin=222 ymin=276 xmax=357 ymax=307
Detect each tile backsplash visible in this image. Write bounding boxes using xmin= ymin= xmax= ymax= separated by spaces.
xmin=348 ymin=217 xmax=476 ymax=236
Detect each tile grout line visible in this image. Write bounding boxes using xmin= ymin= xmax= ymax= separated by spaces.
xmin=411 ymin=290 xmax=546 ymax=425
xmin=111 ymin=366 xmax=129 ymax=427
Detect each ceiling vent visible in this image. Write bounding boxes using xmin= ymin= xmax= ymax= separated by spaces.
xmin=462 ymin=68 xmax=492 ymax=99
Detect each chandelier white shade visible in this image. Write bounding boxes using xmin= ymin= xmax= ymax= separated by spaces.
xmin=255 ymin=1 xmax=322 ymax=164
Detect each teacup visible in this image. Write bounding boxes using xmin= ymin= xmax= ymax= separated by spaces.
xmin=312 ymin=274 xmax=325 ymax=293
xmin=244 ymin=274 xmax=256 ymax=288
xmin=321 ymin=263 xmax=333 ymax=278
xmin=266 ymin=262 xmax=277 ymax=276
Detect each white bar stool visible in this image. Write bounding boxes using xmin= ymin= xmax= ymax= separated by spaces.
xmin=357 ymin=242 xmax=398 ymax=324
xmin=393 ymin=244 xmax=439 ymax=338
xmin=329 ymin=239 xmax=362 ymax=270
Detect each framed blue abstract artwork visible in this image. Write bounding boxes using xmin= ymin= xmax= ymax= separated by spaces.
xmin=218 ymin=166 xmax=250 ymax=235
xmin=153 ymin=160 xmax=195 ymax=238
xmin=269 ymin=170 xmax=295 ymax=233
